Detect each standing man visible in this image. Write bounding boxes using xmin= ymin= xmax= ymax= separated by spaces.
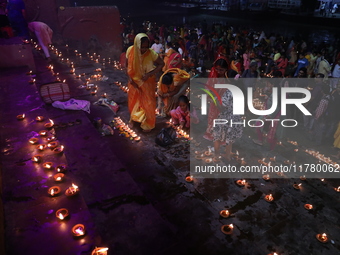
xmin=294 ymin=53 xmax=309 ymax=77
xmin=6 ymin=0 xmax=28 ymax=38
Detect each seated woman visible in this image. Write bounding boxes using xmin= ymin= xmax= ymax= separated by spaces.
xmin=170 ymin=95 xmax=199 ymax=129
xmin=157 ymin=68 xmax=190 ymax=116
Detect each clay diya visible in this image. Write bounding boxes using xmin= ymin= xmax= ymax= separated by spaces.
xmin=221 ymin=224 xmax=233 ymax=235
xmin=219 ymin=209 xmax=230 ymax=218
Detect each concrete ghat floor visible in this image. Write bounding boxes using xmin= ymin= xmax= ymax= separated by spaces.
xmin=0 ymin=48 xmax=340 ymax=255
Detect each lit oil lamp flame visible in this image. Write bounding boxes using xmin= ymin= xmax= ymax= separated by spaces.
xmin=304 ymin=204 xmax=313 ymax=210
xmin=72 ymin=183 xmax=78 ymax=189
xmin=58 ymin=213 xmax=64 ymax=220
xmin=228 ymin=224 xmax=233 ymax=229
xmin=56 ymin=177 xmax=61 ymax=181
xmin=36 ymin=116 xmax=44 ymax=121
xmin=29 ymin=138 xmax=38 ymax=144
xmin=265 ymin=194 xmax=274 ymax=202
xmin=51 ymin=189 xmax=55 ymax=196
xmin=316 ymin=232 xmax=329 ymax=243
xmin=75 ymin=227 xmax=84 ymax=235
xmin=93 ymin=247 xmax=109 ymax=255
xmin=44 ymin=163 xmax=52 ymax=169
xmin=335 ymin=186 xmax=340 ymax=192
xmin=17 ymin=114 xmax=25 ymax=120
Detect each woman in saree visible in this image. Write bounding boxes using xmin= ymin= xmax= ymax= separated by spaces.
xmin=157 ymin=68 xmax=190 ymax=116
xmin=252 ymin=78 xmax=282 ymax=150
xmin=163 ymin=42 xmax=181 ymax=71
xmin=126 ymin=33 xmax=164 ymax=132
xmin=203 ymin=57 xmax=229 ymax=141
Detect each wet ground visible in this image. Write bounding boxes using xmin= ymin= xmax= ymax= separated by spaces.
xmin=1 ymin=30 xmax=340 ymax=255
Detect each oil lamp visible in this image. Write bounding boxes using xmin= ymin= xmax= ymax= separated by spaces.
xmin=316 ymin=233 xmax=328 ymax=243
xmin=221 ymin=224 xmax=233 ymax=234
xmin=65 ymin=183 xmax=79 ymax=196
xmin=48 ymin=186 xmax=61 ymax=196
xmin=16 ymin=114 xmax=25 ymax=120
xmin=56 ymin=208 xmax=69 ymax=220
xmin=91 ymin=247 xmax=108 ymax=255
xmin=29 ymin=138 xmax=39 ymax=144
xmin=72 ymin=224 xmax=85 ymax=237
xmin=264 ymin=194 xmax=274 ymax=202
xmin=43 ymin=162 xmax=53 ymax=170
xmin=54 ymin=173 xmax=65 ymax=182
xmin=219 ymin=209 xmax=230 ymax=218
xmin=185 ymin=176 xmax=193 ymax=182
xmin=304 ymin=204 xmax=313 ymax=210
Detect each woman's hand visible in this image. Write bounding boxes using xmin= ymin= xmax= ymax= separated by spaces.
xmin=141 ymin=73 xmax=151 ymax=81
xmin=129 ymin=77 xmax=139 ymax=89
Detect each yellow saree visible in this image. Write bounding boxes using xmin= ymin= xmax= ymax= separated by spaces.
xmin=127 ymin=33 xmax=158 ymax=130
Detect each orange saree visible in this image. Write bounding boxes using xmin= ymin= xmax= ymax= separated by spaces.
xmin=158 ymin=68 xmax=190 ymax=115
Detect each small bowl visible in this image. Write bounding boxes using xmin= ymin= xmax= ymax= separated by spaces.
xmin=316 ymin=233 xmax=328 ymax=243
xmin=56 ymin=208 xmax=69 ymax=220
xmin=29 ymin=138 xmax=39 ymax=145
xmin=262 ymin=174 xmax=270 ymax=181
xmin=72 ymin=224 xmax=86 ymax=236
xmin=219 ymin=210 xmax=230 ymax=218
xmin=43 ymin=162 xmax=53 ymax=170
xmin=48 ymin=186 xmax=61 ymax=196
xmin=56 ymin=164 xmax=67 ymax=173
xmin=304 ymin=204 xmax=313 ymax=210
xmin=53 ymin=173 xmax=65 ymax=182
xmin=185 ymin=176 xmax=193 ymax=183
xmin=264 ymin=194 xmax=274 ymax=202
xmin=221 ymin=224 xmax=233 ymax=235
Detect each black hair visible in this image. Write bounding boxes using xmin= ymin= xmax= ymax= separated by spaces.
xmin=214 ymin=59 xmax=228 ymax=69
xmin=299 ymin=67 xmax=307 ymax=77
xmin=178 ymin=95 xmax=190 ymax=106
xmin=162 ymin=73 xmax=174 ymax=85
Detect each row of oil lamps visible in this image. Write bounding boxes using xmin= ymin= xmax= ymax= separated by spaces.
xmin=18 ymin=111 xmax=108 ymax=255
xmin=287 ymin=140 xmax=338 ymax=167
xmin=167 ymin=119 xmax=190 ymax=140
xmin=112 ymin=117 xmax=141 ymax=141
xmin=113 ymin=81 xmax=129 ymax=93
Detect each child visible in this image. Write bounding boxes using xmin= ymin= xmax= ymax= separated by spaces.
xmin=169 ymin=95 xmax=198 ymax=129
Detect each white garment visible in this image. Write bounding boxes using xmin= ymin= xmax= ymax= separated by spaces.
xmin=332 ymin=64 xmax=340 ymax=78
xmin=151 ymin=43 xmax=163 ymax=54
xmin=52 ymin=99 xmax=91 ymax=113
xmin=178 ymin=47 xmax=183 ymax=56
